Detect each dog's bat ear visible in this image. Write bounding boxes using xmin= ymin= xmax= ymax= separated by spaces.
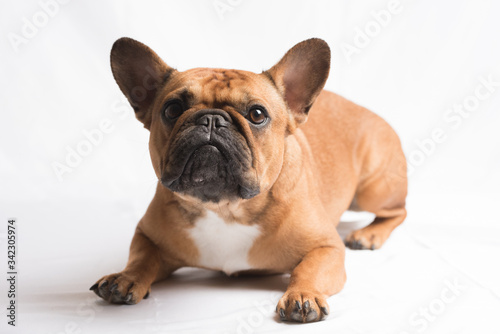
xmin=110 ymin=37 xmax=175 ymax=129
xmin=264 ymin=38 xmax=330 ymax=125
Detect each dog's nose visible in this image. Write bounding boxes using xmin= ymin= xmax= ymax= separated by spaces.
xmin=196 ymin=114 xmax=230 ymax=129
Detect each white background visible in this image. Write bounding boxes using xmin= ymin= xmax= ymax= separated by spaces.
xmin=1 ymin=0 xmax=499 ymax=333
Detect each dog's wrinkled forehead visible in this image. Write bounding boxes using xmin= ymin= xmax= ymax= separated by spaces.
xmin=170 ymin=68 xmax=270 ymax=110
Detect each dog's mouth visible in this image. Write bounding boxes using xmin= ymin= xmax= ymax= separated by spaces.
xmin=177 ymin=144 xmax=228 ymax=187
xmin=161 ymin=133 xmax=259 ymax=202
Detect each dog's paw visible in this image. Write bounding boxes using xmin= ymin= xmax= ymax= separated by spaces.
xmin=90 ymin=272 xmax=151 ymax=304
xmin=276 ymin=290 xmax=329 ymax=323
xmin=345 ymin=229 xmax=382 ymax=250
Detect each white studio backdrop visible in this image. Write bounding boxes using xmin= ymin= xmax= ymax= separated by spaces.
xmin=0 ymin=0 xmax=499 ymax=333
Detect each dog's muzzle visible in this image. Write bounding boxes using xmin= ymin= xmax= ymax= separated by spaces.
xmin=161 ymin=109 xmax=260 ymax=202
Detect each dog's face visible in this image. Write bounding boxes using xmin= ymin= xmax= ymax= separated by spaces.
xmin=111 ymin=38 xmax=330 ymax=203
xmin=149 ymin=68 xmax=287 ymax=202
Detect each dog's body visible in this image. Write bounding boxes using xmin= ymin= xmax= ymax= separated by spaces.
xmin=91 ymin=38 xmax=407 ymax=323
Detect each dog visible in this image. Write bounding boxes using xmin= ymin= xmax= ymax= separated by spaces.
xmin=90 ymin=37 xmax=407 ymax=323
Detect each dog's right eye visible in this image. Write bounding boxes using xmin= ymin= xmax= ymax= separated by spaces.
xmin=164 ymin=101 xmax=184 ymax=119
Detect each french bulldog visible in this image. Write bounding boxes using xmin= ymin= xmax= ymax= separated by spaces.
xmin=90 ymin=37 xmax=407 ymax=323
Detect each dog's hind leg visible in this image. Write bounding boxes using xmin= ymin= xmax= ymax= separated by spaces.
xmin=344 ymin=152 xmax=408 ymax=250
xmin=345 ymin=207 xmax=407 ymax=250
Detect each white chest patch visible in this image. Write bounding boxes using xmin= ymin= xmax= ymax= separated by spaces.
xmin=188 ymin=211 xmax=261 ymax=275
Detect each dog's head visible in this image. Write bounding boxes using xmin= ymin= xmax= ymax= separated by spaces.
xmin=111 ymin=38 xmax=330 ymax=202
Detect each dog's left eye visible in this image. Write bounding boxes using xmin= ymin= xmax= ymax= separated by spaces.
xmin=248 ymin=107 xmax=267 ymax=125
xmin=164 ymin=101 xmax=184 ymax=119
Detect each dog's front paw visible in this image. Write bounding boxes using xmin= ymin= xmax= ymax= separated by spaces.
xmin=90 ymin=272 xmax=151 ymax=304
xmin=276 ymin=290 xmax=329 ymax=323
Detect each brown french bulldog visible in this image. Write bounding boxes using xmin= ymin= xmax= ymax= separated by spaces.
xmin=90 ymin=37 xmax=407 ymax=323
